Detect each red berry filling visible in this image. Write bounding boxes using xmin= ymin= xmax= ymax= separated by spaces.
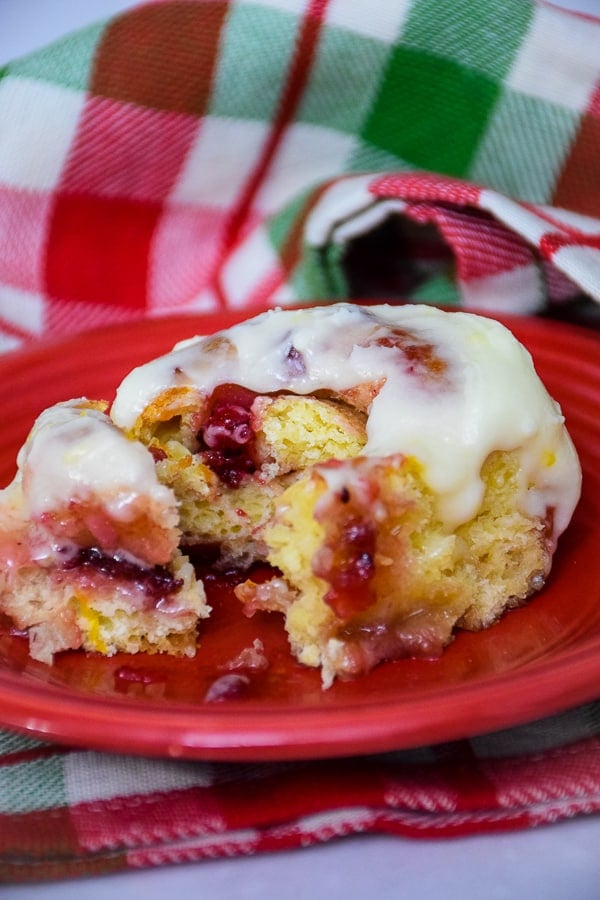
xmin=64 ymin=547 xmax=183 ymax=601
xmin=198 ymin=383 xmax=259 ymax=487
xmin=314 ymin=488 xmax=377 ymax=619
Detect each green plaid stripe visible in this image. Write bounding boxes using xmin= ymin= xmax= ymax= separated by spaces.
xmin=298 ymin=26 xmax=391 ymax=135
xmin=0 ymin=5 xmax=595 ymax=190
xmin=408 ymin=272 xmax=461 ymax=305
xmin=347 ymin=144 xmax=414 ymax=174
xmin=400 ymin=0 xmax=533 ymax=79
xmin=0 ymin=730 xmax=50 ymax=756
xmin=471 ymin=88 xmax=581 ymax=202
xmin=0 ymin=756 xmax=67 ymax=814
xmin=267 ymin=186 xmax=311 ymax=255
xmin=292 ymin=240 xmax=349 ymax=298
xmin=210 ymin=4 xmax=299 ymax=120
xmin=263 ymin=0 xmax=597 ymax=285
xmin=334 ymin=0 xmax=535 ymax=179
xmin=5 ymin=22 xmax=108 ymax=91
xmin=361 ymin=46 xmax=500 ymax=176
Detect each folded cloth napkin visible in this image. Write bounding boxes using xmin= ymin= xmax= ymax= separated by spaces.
xmin=1 ymin=702 xmax=599 ymax=883
xmin=0 ymin=0 xmax=600 ymax=352
xmin=0 ymin=0 xmax=599 ymax=883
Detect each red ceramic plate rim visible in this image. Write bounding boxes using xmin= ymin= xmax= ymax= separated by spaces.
xmin=0 ymin=308 xmax=597 ymax=761
xmin=0 ymin=625 xmax=598 ymax=761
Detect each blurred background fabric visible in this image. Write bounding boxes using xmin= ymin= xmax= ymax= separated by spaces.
xmin=0 ymin=0 xmax=599 ymax=353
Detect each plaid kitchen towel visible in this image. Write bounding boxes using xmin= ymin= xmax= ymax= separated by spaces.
xmin=0 ymin=0 xmax=599 ymax=884
xmin=1 ymin=701 xmax=599 ymax=882
xmin=0 ymin=0 xmax=600 ymax=352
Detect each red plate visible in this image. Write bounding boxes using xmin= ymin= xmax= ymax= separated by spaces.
xmin=0 ymin=310 xmax=597 ymax=760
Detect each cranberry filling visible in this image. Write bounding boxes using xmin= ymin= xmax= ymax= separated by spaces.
xmin=114 ymin=665 xmax=166 ymax=685
xmin=63 ymin=547 xmax=183 ymax=600
xmin=204 ymin=673 xmax=251 ymax=702
xmin=198 ymin=383 xmax=259 ymax=487
xmin=314 ymin=501 xmax=377 ymax=620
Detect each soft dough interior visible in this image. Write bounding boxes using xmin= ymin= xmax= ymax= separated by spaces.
xmin=134 ymin=383 xmax=551 ymax=687
xmin=236 ymin=450 xmax=551 ymax=687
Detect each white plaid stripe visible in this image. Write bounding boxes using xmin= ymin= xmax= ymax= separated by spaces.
xmin=0 ymin=76 xmax=84 ymax=190
xmin=221 ymin=223 xmax=284 ymax=306
xmin=255 ymin=123 xmax=357 ymax=214
xmin=304 ymin=173 xmax=382 ymax=245
xmin=326 ymin=0 xmax=412 ymax=43
xmin=0 ymin=283 xmax=45 ymax=335
xmin=536 ymin=204 xmax=600 ymax=235
xmin=236 ymin=0 xmax=304 ymax=15
xmin=552 ymin=244 xmax=600 ymax=299
xmin=480 ymin=192 xmax=600 ymax=303
xmin=183 ymin=286 xmax=224 ymax=312
xmin=0 ymin=332 xmax=23 ymax=352
xmin=331 ymin=198 xmax=407 ymax=244
xmin=461 ymin=265 xmax=544 ymax=315
xmin=64 ymin=751 xmax=215 ymax=805
xmin=171 ymin=117 xmax=271 ymax=207
xmin=507 ymin=4 xmax=600 ymax=111
xmin=469 ymin=91 xmax=580 ymax=203
xmin=480 ymin=190 xmax=558 ymax=244
xmin=269 ymin=280 xmax=298 ymax=304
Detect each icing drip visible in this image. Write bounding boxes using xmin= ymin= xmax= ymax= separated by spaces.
xmin=111 ymin=304 xmax=581 ymax=538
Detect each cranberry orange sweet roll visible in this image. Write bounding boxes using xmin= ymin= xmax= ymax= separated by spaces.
xmin=111 ymin=303 xmax=581 ymax=686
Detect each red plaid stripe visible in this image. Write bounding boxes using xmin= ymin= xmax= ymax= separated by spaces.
xmin=148 ymin=204 xmax=226 ymax=312
xmin=91 ymin=1 xmax=229 ymax=114
xmin=2 ymin=731 xmax=598 ymax=881
xmin=41 ymin=0 xmax=231 ymax=323
xmin=212 ymin=0 xmax=331 ymax=306
xmin=60 ymin=98 xmax=199 ymax=202
xmin=371 ymin=171 xmax=483 ymax=206
xmin=399 ymin=203 xmax=534 ymax=281
xmin=45 ymin=193 xmax=161 ymax=310
xmin=0 ymin=187 xmax=52 ymax=298
xmin=554 ymin=77 xmax=600 ymax=217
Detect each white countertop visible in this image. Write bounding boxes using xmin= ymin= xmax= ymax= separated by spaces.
xmin=3 ymin=814 xmax=600 ymax=900
xmin=0 ymin=2 xmax=599 ymax=897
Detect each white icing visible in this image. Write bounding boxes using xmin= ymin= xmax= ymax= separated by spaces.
xmin=111 ymin=303 xmax=581 ymax=538
xmin=17 ymin=399 xmax=176 ymax=523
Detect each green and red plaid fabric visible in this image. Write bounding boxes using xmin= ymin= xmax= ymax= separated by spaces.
xmin=1 ymin=702 xmax=599 ymax=882
xmin=0 ymin=0 xmax=599 ymax=882
xmin=0 ymin=0 xmax=599 ymax=351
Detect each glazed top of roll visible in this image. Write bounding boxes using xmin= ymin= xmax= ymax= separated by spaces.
xmin=111 ymin=303 xmax=581 ymax=538
xmin=17 ymin=400 xmax=175 ymax=524
xmin=0 ymin=399 xmax=180 ymax=568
